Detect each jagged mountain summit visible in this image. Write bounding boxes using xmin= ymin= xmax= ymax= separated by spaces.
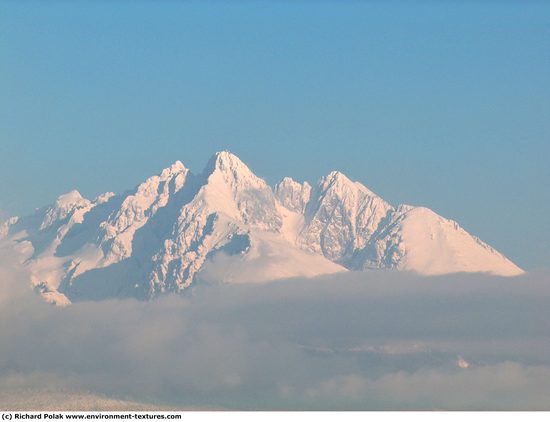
xmin=1 ymin=151 xmax=523 ymax=304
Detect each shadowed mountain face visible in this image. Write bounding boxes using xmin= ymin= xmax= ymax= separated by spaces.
xmin=1 ymin=151 xmax=523 ymax=304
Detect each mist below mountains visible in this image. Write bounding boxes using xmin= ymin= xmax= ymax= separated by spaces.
xmin=1 ymin=239 xmax=549 ymax=410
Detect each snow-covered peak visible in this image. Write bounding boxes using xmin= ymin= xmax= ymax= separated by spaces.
xmin=299 ymin=171 xmax=394 ymax=262
xmin=55 ymin=190 xmax=87 ymax=208
xmin=207 ymin=151 xmax=251 ymax=175
xmin=275 ymin=177 xmax=312 ymax=213
xmin=195 ymin=151 xmax=281 ymax=231
xmin=93 ymin=192 xmax=116 ymax=205
xmin=321 ymin=170 xmax=350 ymax=189
xmin=320 ymin=171 xmax=380 ymax=199
xmin=40 ymin=191 xmax=92 ymax=230
xmin=97 ymin=162 xmax=189 ymax=265
xmin=313 ymin=170 xmax=391 ymax=216
xmin=325 ymin=170 xmax=347 ymax=181
xmin=396 ymin=204 xmax=416 ymax=214
xmin=149 ymin=152 xmax=283 ymax=293
xmin=276 ymin=176 xmax=311 ymax=193
xmin=359 ymin=205 xmax=525 ymax=276
xmin=160 ymin=160 xmax=186 ymax=179
xmin=202 ymin=151 xmax=270 ymax=195
xmin=5 ymin=152 xmax=526 ymax=304
xmin=130 ymin=162 xmax=188 ymax=204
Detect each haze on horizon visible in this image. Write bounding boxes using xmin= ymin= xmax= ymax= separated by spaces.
xmin=1 ymin=239 xmax=550 ymax=410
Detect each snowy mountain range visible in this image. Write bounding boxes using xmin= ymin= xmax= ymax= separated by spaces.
xmin=1 ymin=151 xmax=523 ymax=304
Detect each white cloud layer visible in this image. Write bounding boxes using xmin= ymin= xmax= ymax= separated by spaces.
xmin=1 ymin=240 xmax=550 ymax=410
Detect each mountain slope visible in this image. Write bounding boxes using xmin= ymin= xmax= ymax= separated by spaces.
xmin=352 ymin=205 xmax=522 ymax=276
xmin=1 ymin=151 xmax=523 ymax=303
xmin=295 ymin=171 xmax=394 ymax=265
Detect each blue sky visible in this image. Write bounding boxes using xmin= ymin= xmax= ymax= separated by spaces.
xmin=1 ymin=1 xmax=549 ymax=269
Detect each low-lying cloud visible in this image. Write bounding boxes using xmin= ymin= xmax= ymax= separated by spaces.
xmin=1 ymin=240 xmax=549 ymax=410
